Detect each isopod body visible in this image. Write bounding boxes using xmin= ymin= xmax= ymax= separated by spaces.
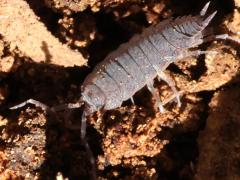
xmin=81 ymin=2 xmax=216 ymax=116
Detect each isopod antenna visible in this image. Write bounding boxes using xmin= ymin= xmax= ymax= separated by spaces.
xmin=9 ymin=98 xmax=84 ymax=112
xmin=10 ymin=98 xmax=96 ymax=179
xmin=81 ymin=109 xmax=97 ymax=180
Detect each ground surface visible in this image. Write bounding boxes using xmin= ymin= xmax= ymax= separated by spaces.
xmin=0 ymin=0 xmax=240 ymax=179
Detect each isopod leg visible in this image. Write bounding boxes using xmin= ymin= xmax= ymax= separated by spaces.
xmin=130 ymin=97 xmax=135 ymax=105
xmin=146 ymin=81 xmax=165 ymax=113
xmin=215 ymin=34 xmax=240 ymax=44
xmin=203 ymin=32 xmax=240 ymax=45
xmin=157 ymin=72 xmax=181 ymax=107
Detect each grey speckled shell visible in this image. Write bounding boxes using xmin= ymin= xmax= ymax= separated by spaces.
xmin=81 ymin=11 xmax=216 ymax=115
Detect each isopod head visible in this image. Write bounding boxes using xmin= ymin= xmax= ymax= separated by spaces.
xmin=81 ymin=84 xmax=106 ymax=115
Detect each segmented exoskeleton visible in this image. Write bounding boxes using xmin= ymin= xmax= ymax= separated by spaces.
xmin=80 ymin=2 xmax=223 ymax=118
xmin=80 ymin=1 xmax=220 ymax=130
xmin=10 ymin=2 xmax=240 ymax=179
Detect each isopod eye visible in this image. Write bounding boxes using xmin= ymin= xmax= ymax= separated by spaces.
xmin=81 ymin=84 xmax=106 ymax=113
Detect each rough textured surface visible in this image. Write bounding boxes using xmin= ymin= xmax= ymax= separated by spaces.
xmin=0 ymin=110 xmax=46 ymax=179
xmin=44 ymin=0 xmax=92 ymax=12
xmin=44 ymin=0 xmax=165 ymax=14
xmin=0 ymin=0 xmax=239 ymax=179
xmin=234 ymin=0 xmax=240 ymax=7
xmin=97 ymin=94 xmax=205 ymax=168
xmin=175 ymin=44 xmax=239 ymax=93
xmin=0 ymin=56 xmax=14 ymax=73
xmin=195 ymin=87 xmax=240 ymax=180
xmin=0 ymin=0 xmax=87 ymax=67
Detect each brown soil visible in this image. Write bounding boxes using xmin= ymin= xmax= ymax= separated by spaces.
xmin=0 ymin=0 xmax=240 ymax=179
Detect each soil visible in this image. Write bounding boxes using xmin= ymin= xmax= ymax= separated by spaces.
xmin=0 ymin=0 xmax=240 ymax=179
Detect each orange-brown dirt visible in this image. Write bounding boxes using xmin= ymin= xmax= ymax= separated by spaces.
xmin=0 ymin=0 xmax=240 ymax=179
xmin=195 ymin=87 xmax=240 ymax=180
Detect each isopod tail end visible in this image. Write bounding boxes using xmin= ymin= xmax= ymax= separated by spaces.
xmin=202 ymin=11 xmax=217 ymax=27
xmin=200 ymin=1 xmax=211 ymax=16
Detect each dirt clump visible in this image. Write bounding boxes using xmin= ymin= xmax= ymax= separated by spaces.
xmin=0 ymin=0 xmax=87 ymax=67
xmin=195 ymin=87 xmax=240 ymax=180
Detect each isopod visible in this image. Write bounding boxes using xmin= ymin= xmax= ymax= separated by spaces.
xmin=10 ymin=1 xmax=240 ymax=179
